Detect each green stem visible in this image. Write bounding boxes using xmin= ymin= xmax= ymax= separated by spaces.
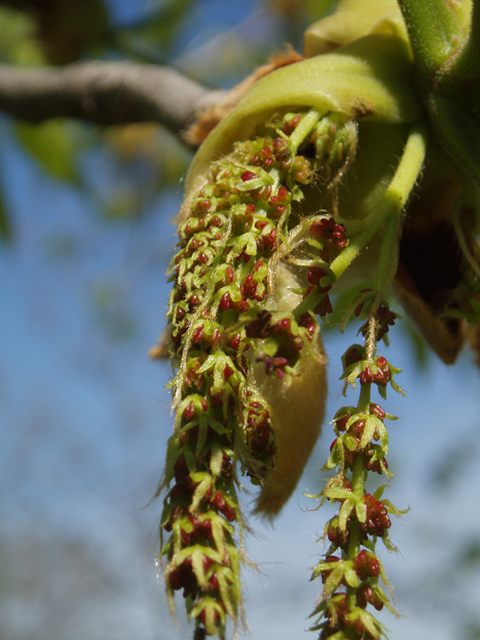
xmin=373 ymin=212 xmax=401 ymax=293
xmin=346 ymin=383 xmax=371 ymax=609
xmin=346 ymin=454 xmax=366 ymax=609
xmin=396 ymin=0 xmax=458 ymax=82
xmin=357 ymin=382 xmax=372 ymax=413
xmin=438 ymin=0 xmax=480 ymax=85
xmin=330 ymin=122 xmax=427 ymax=282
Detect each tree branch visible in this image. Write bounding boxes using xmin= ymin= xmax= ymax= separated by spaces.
xmin=0 ymin=61 xmax=226 ymax=146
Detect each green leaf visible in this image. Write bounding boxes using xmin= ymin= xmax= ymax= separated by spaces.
xmin=116 ymin=0 xmax=195 ymax=58
xmin=14 ymin=120 xmax=80 ymax=185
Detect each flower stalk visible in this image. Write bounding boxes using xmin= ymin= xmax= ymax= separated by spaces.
xmin=309 ymin=303 xmax=406 ymax=640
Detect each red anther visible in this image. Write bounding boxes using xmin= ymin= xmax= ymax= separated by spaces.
xmin=327 ymin=593 xmax=349 ymax=622
xmin=245 ymin=311 xmax=272 ymax=338
xmin=222 ymin=505 xmax=237 ymax=521
xmin=291 ymin=114 xmax=302 ymax=129
xmin=263 ymin=157 xmax=274 ymax=167
xmin=257 ymin=185 xmax=272 ymax=200
xmin=224 ymin=364 xmax=234 ymax=380
xmin=199 ymin=518 xmax=213 ymax=540
xmin=255 ymin=220 xmax=268 ymax=230
xmin=370 ymin=590 xmax=384 ymax=611
xmin=273 ymin=356 xmax=289 ymax=369
xmin=213 ymin=490 xmax=226 ymax=510
xmin=201 ymin=398 xmax=208 ymax=412
xmin=189 ymin=294 xmax=200 ymax=307
xmin=309 ymin=219 xmax=328 ymax=238
xmin=168 ymin=568 xmax=184 ymax=591
xmin=336 ymin=414 xmax=351 ymax=432
xmin=357 ymin=585 xmax=373 ymax=609
xmin=198 ymin=252 xmax=207 ymax=264
xmin=370 ymin=403 xmax=386 ymax=419
xmin=192 ymin=325 xmax=204 ymax=342
xmin=376 ymin=356 xmax=387 ymax=367
xmin=277 ymin=185 xmax=290 ymax=202
xmin=344 ymin=346 xmax=363 ymax=366
xmin=269 ymin=228 xmax=277 ymax=245
xmin=313 ymin=294 xmax=332 ymax=316
xmin=368 ymin=557 xmax=380 ymax=578
xmin=307 ymin=266 xmax=323 ymax=284
xmin=360 ymin=367 xmax=373 ymax=385
xmin=246 ymin=203 xmax=256 ymax=214
xmin=173 ymin=454 xmax=189 ymax=482
xmin=254 ymin=260 xmax=264 ymax=271
xmin=260 ymin=145 xmax=273 ymax=158
xmin=230 ymin=333 xmax=241 ymax=350
xmin=241 ymin=170 xmax=257 ymax=182
xmin=225 ymin=266 xmax=235 ymax=282
xmin=354 ymin=549 xmax=380 ymax=580
xmin=169 ymin=483 xmax=186 ymax=501
xmin=208 ymin=572 xmax=219 ymax=592
xmin=299 ymin=312 xmax=316 ymax=335
xmin=276 ymin=317 xmax=291 ymax=331
xmin=326 ymin=555 xmax=340 ymax=563
xmin=184 ymin=401 xmax=195 ymax=420
xmin=175 ymin=307 xmax=185 ymax=320
xmin=352 ymin=419 xmax=366 ymax=436
xmin=219 ymin=292 xmax=231 ymax=311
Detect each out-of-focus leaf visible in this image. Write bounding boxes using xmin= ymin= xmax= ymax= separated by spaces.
xmin=34 ymin=0 xmax=111 ymax=65
xmin=116 ymin=0 xmax=194 ymax=59
xmin=398 ymin=317 xmax=431 ymax=370
xmin=268 ymin=0 xmax=336 ymax=22
xmin=154 ymin=129 xmax=191 ymax=187
xmin=0 ymin=6 xmax=45 ymax=64
xmin=90 ymin=280 xmax=136 ymax=342
xmin=104 ymin=123 xmax=159 ymax=162
xmin=457 ymin=540 xmax=480 ymax=572
xmin=14 ymin=120 xmax=80 ymax=185
xmin=306 ymin=0 xmax=339 ymax=21
xmin=102 ymin=186 xmax=145 ymax=222
xmin=45 ymin=234 xmax=80 ymax=260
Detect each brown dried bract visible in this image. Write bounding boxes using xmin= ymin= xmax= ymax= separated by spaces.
xmin=184 ymin=46 xmax=303 ymax=147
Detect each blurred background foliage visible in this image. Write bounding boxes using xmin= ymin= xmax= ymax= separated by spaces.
xmin=1 ymin=1 xmax=480 ymax=639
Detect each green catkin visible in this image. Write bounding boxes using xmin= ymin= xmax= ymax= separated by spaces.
xmin=309 ymin=301 xmax=406 ymax=640
xmin=159 ymin=109 xmax=356 ymax=638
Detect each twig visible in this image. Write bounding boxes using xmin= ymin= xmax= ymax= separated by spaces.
xmin=0 ymin=61 xmax=226 ymax=146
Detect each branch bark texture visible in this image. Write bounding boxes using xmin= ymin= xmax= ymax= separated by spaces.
xmin=0 ymin=61 xmax=225 ymax=143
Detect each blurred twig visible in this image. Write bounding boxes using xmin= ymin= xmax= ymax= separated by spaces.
xmin=0 ymin=61 xmax=225 ymax=146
